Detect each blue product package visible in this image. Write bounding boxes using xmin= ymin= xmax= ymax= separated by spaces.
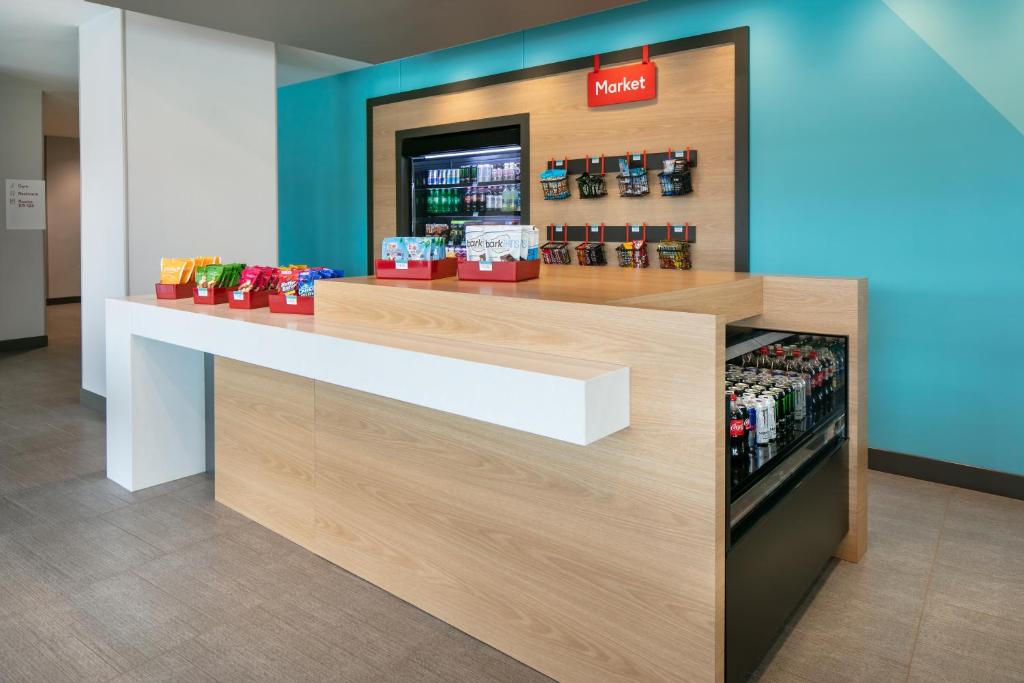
xmin=381 ymin=237 xmax=406 ymax=261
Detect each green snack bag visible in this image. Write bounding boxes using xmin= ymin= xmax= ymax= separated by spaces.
xmin=195 ymin=265 xmax=207 ymax=288
xmin=204 ymin=264 xmax=225 ymax=287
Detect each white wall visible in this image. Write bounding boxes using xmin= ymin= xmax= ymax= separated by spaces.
xmin=124 ymin=12 xmax=278 ymax=295
xmin=0 ymin=74 xmax=45 ymax=343
xmin=43 ymin=92 xmax=79 ymax=137
xmin=78 ymin=9 xmax=278 ymax=397
xmin=45 ymin=136 xmax=81 ymax=299
xmin=79 ymin=9 xmax=127 ymax=397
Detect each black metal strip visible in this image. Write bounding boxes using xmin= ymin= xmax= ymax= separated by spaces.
xmin=548 ymin=150 xmax=698 ymax=175
xmin=733 ymin=27 xmax=751 ymax=273
xmin=869 ymin=448 xmax=1024 ymax=501
xmin=541 ymin=224 xmax=696 ymax=244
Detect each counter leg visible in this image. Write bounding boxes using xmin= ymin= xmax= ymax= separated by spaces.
xmin=106 ymin=301 xmax=207 ymax=491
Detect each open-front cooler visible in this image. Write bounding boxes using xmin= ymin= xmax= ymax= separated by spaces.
xmin=724 ymin=328 xmax=850 ymax=683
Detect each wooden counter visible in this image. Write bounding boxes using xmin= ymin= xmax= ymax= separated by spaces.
xmin=205 ymin=267 xmax=868 ymax=683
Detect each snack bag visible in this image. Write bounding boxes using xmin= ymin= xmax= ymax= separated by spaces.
xmin=277 ymin=269 xmax=299 ymax=296
xmin=381 ymin=238 xmax=405 ymax=261
xmin=523 ymin=226 xmax=539 ymax=261
xmin=237 ymin=266 xmax=262 ymax=292
xmin=160 ymin=258 xmax=189 ymax=284
xmin=200 ymin=264 xmax=224 ymax=287
xmin=404 ymin=237 xmax=429 ymax=261
xmin=296 ymin=269 xmax=323 ymax=297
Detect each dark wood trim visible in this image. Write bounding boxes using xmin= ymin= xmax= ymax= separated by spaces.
xmin=392 ymin=114 xmax=531 ymax=250
xmin=47 ymin=296 xmax=81 ymax=305
xmin=366 ymin=27 xmax=751 ymax=274
xmin=733 ymin=27 xmax=750 ymax=273
xmin=869 ymin=448 xmax=1024 ymax=501
xmin=80 ymin=387 xmax=106 ymax=414
xmin=0 ymin=335 xmax=48 ymax=352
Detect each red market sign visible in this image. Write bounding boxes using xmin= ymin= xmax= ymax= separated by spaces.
xmin=587 ymin=45 xmax=657 ymax=107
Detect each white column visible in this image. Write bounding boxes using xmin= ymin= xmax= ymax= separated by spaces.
xmin=79 ymin=10 xmax=278 ymax=399
xmin=79 ymin=9 xmax=127 ymax=397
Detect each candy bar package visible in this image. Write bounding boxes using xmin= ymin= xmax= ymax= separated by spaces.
xmin=465 ymin=225 xmax=487 ymax=262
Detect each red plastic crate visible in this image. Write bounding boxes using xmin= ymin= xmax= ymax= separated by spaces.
xmin=192 ymin=286 xmax=238 ymax=305
xmin=268 ymin=294 xmax=314 ymax=315
xmin=374 ymin=258 xmax=457 ymax=280
xmin=155 ymin=282 xmax=194 ymax=299
xmin=457 ymin=259 xmax=541 ymax=282
xmin=228 ymin=289 xmax=270 ymax=309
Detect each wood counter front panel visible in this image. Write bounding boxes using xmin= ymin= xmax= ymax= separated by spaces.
xmin=216 ymin=287 xmax=725 ymax=682
xmin=372 ymin=44 xmax=736 ymax=271
xmin=214 ymin=358 xmax=316 ymax=547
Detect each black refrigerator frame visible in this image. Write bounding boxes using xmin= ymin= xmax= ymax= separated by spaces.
xmin=393 ymin=114 xmax=531 ymax=244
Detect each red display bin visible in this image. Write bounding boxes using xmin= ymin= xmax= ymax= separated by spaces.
xmin=193 ymin=286 xmax=238 ymax=305
xmin=155 ymin=282 xmax=194 ymax=299
xmin=268 ymin=294 xmax=314 ymax=315
xmin=457 ymin=259 xmax=541 ymax=282
xmin=228 ymin=289 xmax=270 ymax=309
xmin=374 ymin=258 xmax=458 ymax=280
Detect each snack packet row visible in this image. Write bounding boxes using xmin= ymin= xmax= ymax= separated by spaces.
xmin=197 ymin=262 xmax=244 ymax=288
xmin=237 ymin=266 xmax=280 ymax=293
xmin=380 ymin=236 xmax=447 ymax=262
xmin=277 ymin=266 xmax=341 ymax=297
xmin=465 ymin=225 xmax=539 ymax=262
xmin=159 ymin=256 xmax=221 ymax=285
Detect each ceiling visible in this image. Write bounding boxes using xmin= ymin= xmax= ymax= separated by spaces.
xmin=0 ymin=0 xmax=638 ymax=93
xmin=92 ymin=0 xmax=640 ymax=64
xmin=0 ymin=0 xmax=108 ymax=91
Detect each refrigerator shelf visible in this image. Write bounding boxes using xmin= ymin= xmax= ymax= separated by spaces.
xmin=416 ymin=180 xmax=520 ymax=190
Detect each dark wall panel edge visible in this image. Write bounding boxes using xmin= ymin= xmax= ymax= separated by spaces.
xmin=869 ymin=448 xmax=1024 ymax=501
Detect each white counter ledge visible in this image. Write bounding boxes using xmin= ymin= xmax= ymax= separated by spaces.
xmin=105 ymin=295 xmax=630 ymax=491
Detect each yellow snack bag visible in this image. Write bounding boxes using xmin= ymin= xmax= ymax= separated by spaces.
xmin=160 ymin=258 xmax=189 ymax=284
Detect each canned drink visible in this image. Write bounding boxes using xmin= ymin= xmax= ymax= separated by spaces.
xmin=754 ymin=398 xmax=771 ymax=446
xmin=746 ymin=402 xmax=758 ymax=451
xmin=760 ymin=394 xmax=777 ymax=442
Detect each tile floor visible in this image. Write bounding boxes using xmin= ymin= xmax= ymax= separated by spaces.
xmin=1 ymin=304 xmax=1022 ymax=682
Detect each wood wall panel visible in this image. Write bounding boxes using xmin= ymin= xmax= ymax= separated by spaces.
xmin=372 ymin=44 xmax=736 ymax=270
xmin=214 ymin=357 xmax=316 ymax=547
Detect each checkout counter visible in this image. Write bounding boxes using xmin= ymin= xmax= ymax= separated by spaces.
xmin=105 ymin=266 xmax=867 ymax=683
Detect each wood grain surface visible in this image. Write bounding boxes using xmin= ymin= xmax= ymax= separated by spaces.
xmin=372 ymin=44 xmax=736 ymax=270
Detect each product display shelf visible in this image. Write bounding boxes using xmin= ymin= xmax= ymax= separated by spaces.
xmin=154 ymin=283 xmax=194 ymax=300
xmin=228 ymin=290 xmax=270 ymax=310
xmin=416 ymin=180 xmax=521 ymax=190
xmin=375 ymin=257 xmax=458 ymax=280
xmin=457 ymin=259 xmax=541 ymax=282
xmin=193 ymin=286 xmax=239 ymax=305
xmin=268 ymin=294 xmax=314 ymax=314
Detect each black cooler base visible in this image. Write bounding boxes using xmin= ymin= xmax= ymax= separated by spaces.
xmin=725 ymin=439 xmax=849 ymax=682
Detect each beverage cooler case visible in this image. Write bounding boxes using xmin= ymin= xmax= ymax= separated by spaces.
xmin=410 ymin=146 xmax=523 ymax=243
xmin=724 ymin=329 xmax=849 ymax=683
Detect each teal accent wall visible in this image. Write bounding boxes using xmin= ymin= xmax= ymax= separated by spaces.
xmin=278 ymin=0 xmax=1024 ymax=476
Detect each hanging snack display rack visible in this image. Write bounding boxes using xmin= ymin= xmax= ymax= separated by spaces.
xmin=616 ymin=223 xmax=650 ymax=268
xmin=540 ymin=224 xmax=572 ymax=264
xmin=617 ymin=151 xmax=650 ymax=197
xmin=575 ymin=155 xmax=608 ymax=199
xmin=574 ymin=224 xmax=607 ymax=266
xmin=656 ymin=223 xmax=692 ymax=270
xmin=540 ymin=158 xmax=571 ymax=200
xmin=658 ymin=148 xmax=694 ymax=196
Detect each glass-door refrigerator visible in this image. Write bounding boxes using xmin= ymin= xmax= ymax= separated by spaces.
xmin=409 ymin=145 xmax=523 ymax=254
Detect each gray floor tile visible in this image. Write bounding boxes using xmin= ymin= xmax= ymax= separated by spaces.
xmin=175 ymin=604 xmax=379 ymax=682
xmin=102 ymin=493 xmax=243 ymax=553
xmin=756 ymin=626 xmax=910 ymax=683
xmin=8 ymin=475 xmax=130 ymax=522
xmin=0 ymin=534 xmax=73 ymax=619
xmin=110 ymin=650 xmax=219 ymax=683
xmin=912 ymin=599 xmax=1024 ymax=678
xmin=12 ymin=516 xmax=162 ymax=586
